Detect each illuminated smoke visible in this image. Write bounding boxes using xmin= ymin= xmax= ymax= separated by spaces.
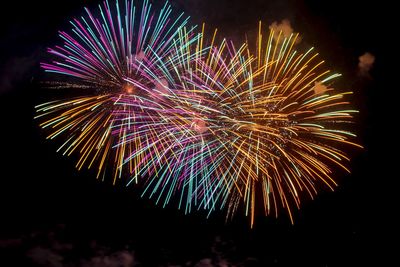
xmin=358 ymin=52 xmax=375 ymax=75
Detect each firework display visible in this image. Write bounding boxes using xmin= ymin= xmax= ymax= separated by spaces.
xmin=37 ymin=0 xmax=361 ymax=225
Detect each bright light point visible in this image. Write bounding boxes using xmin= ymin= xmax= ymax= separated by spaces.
xmin=192 ymin=118 xmax=208 ymax=134
xmin=122 ymin=83 xmax=135 ymax=94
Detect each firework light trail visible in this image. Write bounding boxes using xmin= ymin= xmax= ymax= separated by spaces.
xmin=36 ymin=0 xmax=361 ymax=226
xmin=115 ymin=22 xmax=362 ymax=226
xmin=36 ymin=0 xmax=193 ymax=183
xmin=219 ymin=23 xmax=363 ymax=226
xmin=112 ymin=24 xmax=226 ymax=213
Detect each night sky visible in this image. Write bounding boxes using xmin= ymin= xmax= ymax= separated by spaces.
xmin=0 ymin=0 xmax=389 ymax=266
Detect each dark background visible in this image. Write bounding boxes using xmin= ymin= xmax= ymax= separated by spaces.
xmin=0 ymin=0 xmax=390 ymax=266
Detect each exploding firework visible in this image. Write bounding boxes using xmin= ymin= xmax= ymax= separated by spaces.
xmin=222 ymin=24 xmax=363 ymax=225
xmin=36 ymin=0 xmax=192 ymax=182
xmin=37 ymin=0 xmax=361 ymax=226
xmin=116 ymin=22 xmax=362 ymax=225
xmin=111 ymin=25 xmax=223 ymax=212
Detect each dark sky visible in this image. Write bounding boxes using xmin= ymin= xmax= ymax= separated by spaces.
xmin=0 ymin=0 xmax=390 ymax=266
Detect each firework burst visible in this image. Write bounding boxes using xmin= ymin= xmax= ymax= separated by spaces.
xmin=36 ymin=0 xmax=192 ymax=182
xmin=116 ymin=22 xmax=362 ymax=225
xmin=222 ymin=24 xmax=363 ymax=225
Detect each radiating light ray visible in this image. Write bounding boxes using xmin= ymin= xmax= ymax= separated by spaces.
xmin=37 ymin=0 xmax=192 ymax=181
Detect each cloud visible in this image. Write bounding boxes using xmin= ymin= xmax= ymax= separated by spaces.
xmin=0 ymin=238 xmax=22 ymax=248
xmin=0 ymin=54 xmax=38 ymax=94
xmin=194 ymin=258 xmax=214 ymax=267
xmin=2 ymin=224 xmax=260 ymax=267
xmin=51 ymin=240 xmax=74 ymax=251
xmin=27 ymin=247 xmax=63 ymax=267
xmin=81 ymin=250 xmax=136 ymax=267
xmin=269 ymin=19 xmax=301 ymax=44
xmin=358 ymin=52 xmax=375 ymax=76
xmin=26 ymin=246 xmax=136 ymax=267
xmin=14 ymin=223 xmax=138 ymax=267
